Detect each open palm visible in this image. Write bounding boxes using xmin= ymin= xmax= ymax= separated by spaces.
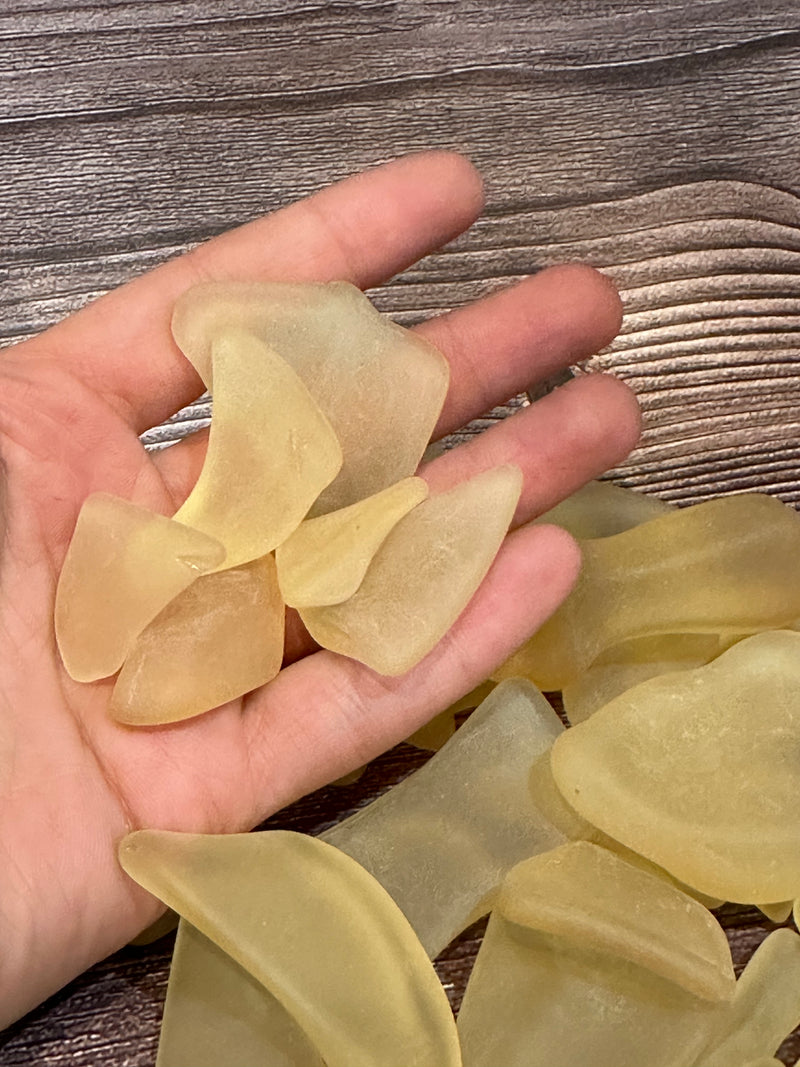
xmin=0 ymin=152 xmax=639 ymax=1027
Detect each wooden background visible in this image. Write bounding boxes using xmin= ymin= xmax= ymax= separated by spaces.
xmin=1 ymin=1 xmax=799 ymax=1063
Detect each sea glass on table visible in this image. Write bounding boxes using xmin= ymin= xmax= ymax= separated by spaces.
xmin=456 ymin=842 xmax=735 ymax=1067
xmin=535 ymin=479 xmax=675 ymax=540
xmin=322 ymin=678 xmax=566 ymax=958
xmin=171 ymin=281 xmax=449 ymax=515
xmin=55 ymin=492 xmax=225 ymax=682
xmin=173 ymin=329 xmax=342 ymax=568
xmin=119 ymin=829 xmax=461 ymax=1067
xmin=496 ymin=493 xmax=800 ymax=690
xmin=111 ymin=556 xmax=284 ymax=725
xmin=550 ymin=630 xmax=800 ymax=902
xmin=301 ymin=465 xmax=522 ymax=675
xmin=275 ymin=476 xmax=428 ymax=607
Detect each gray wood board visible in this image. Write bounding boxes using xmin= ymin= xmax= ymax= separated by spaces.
xmin=1 ymin=1 xmax=799 ymax=1064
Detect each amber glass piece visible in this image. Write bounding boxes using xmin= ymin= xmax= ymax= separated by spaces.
xmin=301 ymin=465 xmax=522 ymax=675
xmin=55 ymin=493 xmax=225 ymax=682
xmin=405 ymin=681 xmax=496 ymax=751
xmin=157 ymin=920 xmax=323 ymax=1067
xmin=562 ymin=633 xmax=732 ymax=724
xmin=457 ymin=843 xmax=733 ymax=1067
xmin=171 ymin=282 xmax=449 ymax=515
xmin=497 ymin=493 xmax=800 ymax=689
xmin=111 ymin=557 xmax=284 ymax=725
xmin=322 ymin=679 xmax=566 ymax=958
xmin=695 ymin=929 xmax=800 ymax=1067
xmin=174 ymin=329 xmax=342 ymax=568
xmin=535 ymin=479 xmax=674 ymax=539
xmin=551 ymin=631 xmax=800 ymax=902
xmin=119 ymin=830 xmax=461 ymax=1067
xmin=276 ymin=477 xmax=428 ymax=607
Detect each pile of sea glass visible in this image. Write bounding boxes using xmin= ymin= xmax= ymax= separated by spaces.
xmin=119 ymin=481 xmax=800 ymax=1067
xmin=54 ymin=282 xmax=522 ymax=720
xmin=55 ymin=284 xmax=800 ymax=1065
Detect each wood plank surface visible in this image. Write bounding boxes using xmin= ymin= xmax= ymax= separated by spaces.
xmin=0 ymin=1 xmax=799 ymax=1064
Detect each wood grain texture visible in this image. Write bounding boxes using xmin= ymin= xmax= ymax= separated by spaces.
xmin=0 ymin=0 xmax=799 ymax=1064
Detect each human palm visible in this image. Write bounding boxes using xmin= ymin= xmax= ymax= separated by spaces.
xmin=0 ymin=152 xmax=639 ymax=1027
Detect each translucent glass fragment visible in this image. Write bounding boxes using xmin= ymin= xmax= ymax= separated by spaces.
xmin=562 ymin=633 xmax=732 ymax=724
xmin=551 ymin=631 xmax=800 ymax=902
xmin=174 ymin=330 xmax=342 ymax=567
xmin=457 ymin=844 xmax=733 ymax=1067
xmin=300 ymin=465 xmax=522 ymax=675
xmin=119 ymin=830 xmax=461 ymax=1067
xmin=111 ymin=556 xmax=284 ymax=725
xmin=276 ymin=477 xmax=428 ymax=607
xmin=694 ymin=929 xmax=800 ymax=1067
xmin=157 ymin=920 xmax=323 ymax=1067
xmin=322 ymin=679 xmax=566 ymax=958
xmin=535 ymin=479 xmax=675 ymax=539
xmin=55 ymin=492 xmax=225 ymax=682
xmin=171 ymin=282 xmax=449 ymax=515
xmin=498 ymin=493 xmax=800 ymax=689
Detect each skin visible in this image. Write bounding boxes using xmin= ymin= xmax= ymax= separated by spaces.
xmin=0 ymin=151 xmax=640 ymax=1027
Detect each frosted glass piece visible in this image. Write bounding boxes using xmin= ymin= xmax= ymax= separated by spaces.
xmin=536 ymin=479 xmax=675 ymax=539
xmin=174 ymin=330 xmax=342 ymax=567
xmin=111 ymin=557 xmax=284 ymax=725
xmin=276 ymin=477 xmax=428 ymax=607
xmin=322 ymin=679 xmax=566 ymax=958
xmin=172 ymin=282 xmax=449 ymax=515
xmin=551 ymin=631 xmax=800 ymax=902
xmin=55 ymin=492 xmax=225 ymax=682
xmin=119 ymin=830 xmax=461 ymax=1067
xmin=497 ymin=493 xmax=800 ymax=689
xmin=301 ymin=465 xmax=522 ymax=675
xmin=157 ymin=920 xmax=323 ymax=1067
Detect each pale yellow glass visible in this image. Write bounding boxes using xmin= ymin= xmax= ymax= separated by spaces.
xmin=111 ymin=556 xmax=284 ymax=725
xmin=457 ymin=843 xmax=733 ymax=1067
xmin=535 ymin=479 xmax=675 ymax=539
xmin=497 ymin=493 xmax=800 ymax=689
xmin=174 ymin=330 xmax=342 ymax=567
xmin=551 ymin=630 xmax=800 ymax=902
xmin=301 ymin=465 xmax=522 ymax=675
xmin=694 ymin=929 xmax=800 ymax=1067
xmin=276 ymin=477 xmax=428 ymax=607
xmin=322 ymin=679 xmax=566 ymax=958
xmin=171 ymin=281 xmax=449 ymax=515
xmin=119 ymin=830 xmax=461 ymax=1067
xmin=157 ymin=920 xmax=323 ymax=1067
xmin=55 ymin=492 xmax=225 ymax=682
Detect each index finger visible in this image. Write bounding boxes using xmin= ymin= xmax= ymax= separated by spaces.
xmin=18 ymin=152 xmax=485 ymax=433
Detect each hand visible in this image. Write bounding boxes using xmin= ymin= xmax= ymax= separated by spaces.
xmin=0 ymin=151 xmax=639 ymax=1026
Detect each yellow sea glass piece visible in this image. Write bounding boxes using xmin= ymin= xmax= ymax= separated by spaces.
xmin=174 ymin=329 xmax=342 ymax=568
xmin=300 ymin=465 xmax=522 ymax=675
xmin=119 ymin=830 xmax=461 ymax=1067
xmin=457 ymin=843 xmax=734 ymax=1067
xmin=551 ymin=630 xmax=800 ymax=902
xmin=757 ymin=901 xmax=793 ymax=923
xmin=562 ymin=633 xmax=733 ymax=724
xmin=694 ymin=928 xmax=800 ymax=1067
xmin=55 ymin=492 xmax=225 ymax=682
xmin=497 ymin=493 xmax=800 ymax=690
xmin=171 ymin=281 xmax=449 ymax=515
xmin=276 ymin=477 xmax=428 ymax=607
xmin=405 ymin=680 xmax=496 ymax=751
xmin=322 ymin=679 xmax=566 ymax=958
xmin=535 ymin=479 xmax=675 ymax=539
xmin=157 ymin=919 xmax=323 ymax=1067
xmin=111 ymin=556 xmax=284 ymax=725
